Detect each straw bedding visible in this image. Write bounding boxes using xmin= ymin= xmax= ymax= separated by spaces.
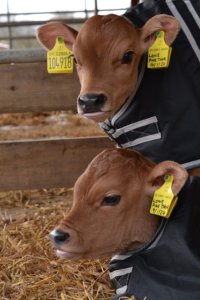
xmin=0 ymin=188 xmax=114 ymax=300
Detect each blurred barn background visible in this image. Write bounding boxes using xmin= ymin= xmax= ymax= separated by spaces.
xmin=0 ymin=0 xmax=133 ymax=49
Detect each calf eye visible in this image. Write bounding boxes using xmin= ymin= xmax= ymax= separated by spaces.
xmin=101 ymin=195 xmax=121 ymax=206
xmin=122 ymin=51 xmax=134 ymax=64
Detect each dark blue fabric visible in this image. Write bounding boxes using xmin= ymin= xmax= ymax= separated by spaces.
xmin=110 ymin=177 xmax=200 ymax=300
xmin=101 ymin=0 xmax=200 ymax=168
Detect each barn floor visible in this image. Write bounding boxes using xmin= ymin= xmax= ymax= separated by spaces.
xmin=0 ymin=112 xmax=115 ymax=300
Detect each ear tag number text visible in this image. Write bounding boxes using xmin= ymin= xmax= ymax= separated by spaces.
xmin=147 ymin=31 xmax=172 ymax=69
xmin=47 ymin=36 xmax=73 ymax=74
xmin=150 ymin=175 xmax=178 ymax=218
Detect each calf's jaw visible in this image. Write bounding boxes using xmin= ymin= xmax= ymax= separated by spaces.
xmin=51 ymin=194 xmax=160 ymax=259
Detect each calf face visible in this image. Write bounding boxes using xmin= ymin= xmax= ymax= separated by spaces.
xmin=50 ymin=148 xmax=188 ymax=259
xmin=37 ymin=14 xmax=180 ymax=122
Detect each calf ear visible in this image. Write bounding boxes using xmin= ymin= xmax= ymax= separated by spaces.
xmin=139 ymin=14 xmax=180 ymax=53
xmin=36 ymin=22 xmax=78 ymax=50
xmin=145 ymin=161 xmax=188 ymax=197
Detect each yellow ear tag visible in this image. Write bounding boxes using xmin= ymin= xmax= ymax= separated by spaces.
xmin=147 ymin=31 xmax=172 ymax=69
xmin=150 ymin=175 xmax=178 ymax=218
xmin=47 ymin=36 xmax=73 ymax=74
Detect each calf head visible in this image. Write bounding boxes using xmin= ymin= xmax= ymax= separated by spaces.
xmin=37 ymin=14 xmax=180 ymax=122
xmin=50 ymin=148 xmax=188 ymax=259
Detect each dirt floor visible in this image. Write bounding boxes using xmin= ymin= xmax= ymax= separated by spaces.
xmin=0 ymin=112 xmax=116 ymax=300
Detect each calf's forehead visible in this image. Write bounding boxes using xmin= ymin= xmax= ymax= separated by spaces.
xmin=73 ymin=149 xmax=144 ymax=200
xmin=74 ymin=15 xmax=139 ymax=55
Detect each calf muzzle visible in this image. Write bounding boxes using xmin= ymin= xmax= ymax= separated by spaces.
xmin=78 ymin=93 xmax=107 ymax=113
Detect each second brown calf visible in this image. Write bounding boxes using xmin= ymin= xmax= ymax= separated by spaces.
xmin=50 ymin=148 xmax=187 ymax=259
xmin=50 ymin=149 xmax=200 ymax=299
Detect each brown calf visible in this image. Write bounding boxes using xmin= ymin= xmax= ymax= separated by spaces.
xmin=50 ymin=149 xmax=200 ymax=299
xmin=50 ymin=148 xmax=187 ymax=259
xmin=38 ymin=7 xmax=200 ymax=175
xmin=36 ymin=14 xmax=200 ymax=176
xmin=36 ymin=14 xmax=180 ymax=122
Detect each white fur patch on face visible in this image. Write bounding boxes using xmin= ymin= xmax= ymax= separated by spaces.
xmin=50 ymin=229 xmax=57 ymax=238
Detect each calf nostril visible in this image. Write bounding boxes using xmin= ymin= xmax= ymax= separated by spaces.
xmin=78 ymin=98 xmax=86 ymax=109
xmin=50 ymin=229 xmax=70 ymax=244
xmin=95 ymin=94 xmax=107 ymax=107
xmin=78 ymin=93 xmax=107 ymax=112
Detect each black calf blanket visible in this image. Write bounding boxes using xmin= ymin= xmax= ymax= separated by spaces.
xmin=109 ymin=176 xmax=200 ymax=300
xmin=100 ymin=0 xmax=200 ymax=170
